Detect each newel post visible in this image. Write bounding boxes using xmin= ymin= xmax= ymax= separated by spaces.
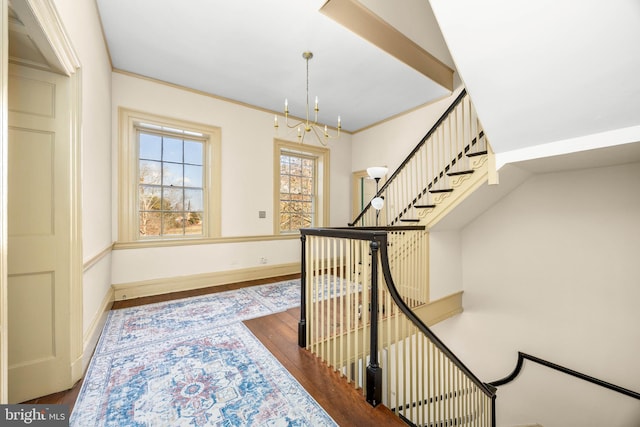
xmin=298 ymin=233 xmax=307 ymax=348
xmin=366 ymin=239 xmax=382 ymax=406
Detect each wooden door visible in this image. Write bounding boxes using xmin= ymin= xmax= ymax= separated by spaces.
xmin=7 ymin=64 xmax=73 ymax=403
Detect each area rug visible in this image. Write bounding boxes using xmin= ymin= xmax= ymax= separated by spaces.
xmin=71 ymin=280 xmax=338 ymax=426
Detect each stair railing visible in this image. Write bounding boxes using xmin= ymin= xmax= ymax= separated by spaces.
xmin=299 ymin=227 xmax=496 ymax=426
xmin=350 ymin=88 xmax=487 ymax=228
xmin=490 ymin=352 xmax=640 ymax=400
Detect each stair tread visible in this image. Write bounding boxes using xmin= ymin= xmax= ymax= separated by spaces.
xmin=466 ymin=150 xmax=488 ymax=158
xmin=415 ymin=204 xmax=436 ymax=209
xmin=400 ymin=219 xmax=420 ymax=223
xmin=447 ymin=170 xmax=474 ymax=176
xmin=429 ymin=188 xmax=453 ymax=194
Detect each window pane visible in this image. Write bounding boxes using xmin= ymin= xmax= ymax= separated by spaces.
xmin=163 ymin=137 xmax=183 ymax=163
xmin=163 ymin=186 xmax=184 ymax=211
xmin=163 ymin=212 xmax=185 ymax=235
xmin=163 ymin=162 xmax=184 ymax=186
xmin=290 ymin=157 xmax=302 ymax=175
xmin=184 ymin=165 xmax=203 ymax=188
xmin=280 ymin=213 xmax=291 ymax=231
xmin=184 ymin=140 xmax=203 ymax=165
xmin=139 ymin=160 xmax=162 ymax=185
xmin=139 ymin=133 xmax=162 ymax=160
xmin=185 ymin=212 xmax=203 ymax=235
xmin=139 ymin=185 xmax=162 ymax=210
xmin=290 ymin=214 xmax=309 ymax=231
xmin=139 ymin=211 xmax=161 ymax=236
xmin=301 ymin=201 xmax=313 ymax=213
xmin=280 ymin=176 xmax=290 ymax=193
xmin=280 ymin=156 xmax=290 ymax=175
xmin=290 ymin=176 xmax=301 ymax=194
xmin=185 ymin=189 xmax=203 ymax=211
xmin=302 ymin=158 xmax=314 ymax=177
xmin=301 ymin=178 xmax=312 ymax=195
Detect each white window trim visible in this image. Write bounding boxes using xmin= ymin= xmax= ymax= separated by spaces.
xmin=118 ymin=108 xmax=221 ymax=243
xmin=273 ymin=139 xmax=330 ymax=234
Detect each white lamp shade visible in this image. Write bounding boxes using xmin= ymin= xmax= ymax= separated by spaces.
xmin=371 ymin=196 xmax=385 ymax=210
xmin=367 ymin=166 xmax=388 ymax=179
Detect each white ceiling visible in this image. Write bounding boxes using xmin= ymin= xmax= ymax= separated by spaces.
xmin=66 ymin=0 xmax=640 ymax=163
xmin=429 ymin=0 xmax=640 ymax=154
xmin=94 ymin=0 xmax=452 ymax=133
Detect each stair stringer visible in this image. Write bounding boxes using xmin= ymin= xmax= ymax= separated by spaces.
xmin=418 ymin=154 xmax=490 ymax=229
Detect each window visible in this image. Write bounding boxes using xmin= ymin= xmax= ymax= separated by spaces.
xmin=119 ymin=109 xmax=221 ymax=242
xmin=274 ymin=139 xmax=329 ymax=234
xmin=138 ymin=126 xmax=204 ymax=237
xmin=279 ymin=152 xmax=315 ymax=232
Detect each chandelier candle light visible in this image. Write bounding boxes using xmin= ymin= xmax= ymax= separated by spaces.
xmin=274 ymin=52 xmax=341 ymax=145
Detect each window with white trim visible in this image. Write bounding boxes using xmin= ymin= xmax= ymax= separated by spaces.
xmin=119 ymin=109 xmax=221 ymax=242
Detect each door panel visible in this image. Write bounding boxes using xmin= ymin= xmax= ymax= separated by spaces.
xmin=7 ymin=64 xmax=72 ymax=403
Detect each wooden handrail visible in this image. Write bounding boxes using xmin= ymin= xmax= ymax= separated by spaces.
xmin=490 ymin=352 xmax=640 ymax=400
xmin=298 ymin=226 xmax=496 ymax=426
xmin=349 ymin=88 xmax=468 ymax=227
xmin=378 ymin=236 xmax=496 ymax=400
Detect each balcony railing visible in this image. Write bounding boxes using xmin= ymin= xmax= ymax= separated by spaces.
xmin=299 ymin=227 xmax=496 ymax=426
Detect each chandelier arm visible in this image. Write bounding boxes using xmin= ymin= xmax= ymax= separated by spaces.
xmin=284 ymin=116 xmax=305 ymax=130
xmin=310 ymin=125 xmax=328 ymax=146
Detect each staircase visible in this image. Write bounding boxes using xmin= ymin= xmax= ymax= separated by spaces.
xmin=293 ymin=88 xmax=640 ymax=426
xmin=296 ymin=88 xmax=498 ymax=426
xmin=350 ymin=88 xmax=493 ymax=230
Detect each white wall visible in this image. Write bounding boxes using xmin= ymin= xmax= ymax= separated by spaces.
xmin=428 ymin=230 xmax=463 ymax=300
xmin=351 ymin=88 xmax=461 ymax=174
xmin=111 ymin=73 xmax=352 ymax=284
xmin=432 ymin=161 xmax=640 ymax=426
xmin=52 ymin=0 xmax=113 ymax=337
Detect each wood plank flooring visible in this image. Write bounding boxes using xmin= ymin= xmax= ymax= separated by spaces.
xmin=245 ymin=307 xmax=404 ymax=426
xmin=22 ymin=274 xmax=404 ymax=425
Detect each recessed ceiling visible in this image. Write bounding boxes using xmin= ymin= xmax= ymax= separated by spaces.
xmin=95 ymin=0 xmax=452 ymax=132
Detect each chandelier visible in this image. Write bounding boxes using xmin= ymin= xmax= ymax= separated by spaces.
xmin=274 ymin=51 xmax=341 ymax=145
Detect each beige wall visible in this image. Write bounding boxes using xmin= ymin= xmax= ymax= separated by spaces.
xmin=110 ymin=72 xmax=352 ymax=285
xmin=432 ymin=161 xmax=640 ymax=426
xmin=351 ymin=88 xmax=461 ymax=175
xmin=51 ymin=0 xmax=113 ymax=346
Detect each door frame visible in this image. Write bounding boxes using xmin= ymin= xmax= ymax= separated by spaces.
xmin=1 ymin=0 xmax=82 ymax=402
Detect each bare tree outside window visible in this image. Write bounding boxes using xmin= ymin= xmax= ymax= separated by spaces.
xmin=280 ymin=153 xmax=315 ymax=232
xmin=138 ymin=130 xmax=204 ymax=238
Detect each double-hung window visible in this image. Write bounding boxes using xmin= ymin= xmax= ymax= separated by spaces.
xmin=119 ymin=109 xmax=221 ymax=243
xmin=279 ymin=151 xmax=315 ymax=232
xmin=138 ymin=127 xmax=205 ymax=237
xmin=274 ymin=139 xmax=329 ymax=234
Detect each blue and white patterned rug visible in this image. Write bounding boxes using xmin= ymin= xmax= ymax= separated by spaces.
xmin=71 ymin=280 xmax=338 ymax=426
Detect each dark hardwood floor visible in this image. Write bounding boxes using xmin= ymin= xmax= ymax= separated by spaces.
xmin=245 ymin=307 xmax=404 ymax=426
xmin=22 ymin=274 xmax=403 ymax=425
